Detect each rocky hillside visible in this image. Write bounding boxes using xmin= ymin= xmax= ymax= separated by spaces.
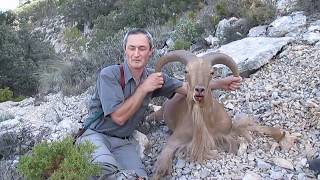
xmin=0 ymin=0 xmax=320 ymax=179
xmin=144 ymin=42 xmax=320 ymax=179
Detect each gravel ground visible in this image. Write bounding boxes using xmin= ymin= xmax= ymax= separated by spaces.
xmin=143 ymin=43 xmax=320 ymax=180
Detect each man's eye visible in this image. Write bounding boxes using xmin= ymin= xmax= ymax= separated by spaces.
xmin=139 ymin=47 xmax=147 ymax=51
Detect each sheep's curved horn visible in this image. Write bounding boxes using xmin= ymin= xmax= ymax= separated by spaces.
xmin=201 ymin=52 xmax=239 ymax=76
xmin=155 ymin=50 xmax=198 ymax=72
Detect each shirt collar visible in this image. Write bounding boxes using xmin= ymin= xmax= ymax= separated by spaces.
xmin=123 ymin=59 xmax=149 ymax=85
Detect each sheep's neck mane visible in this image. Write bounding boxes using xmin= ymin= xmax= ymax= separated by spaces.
xmin=187 ymin=91 xmax=215 ymax=161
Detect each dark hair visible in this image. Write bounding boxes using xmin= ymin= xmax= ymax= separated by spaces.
xmin=123 ymin=28 xmax=154 ymax=50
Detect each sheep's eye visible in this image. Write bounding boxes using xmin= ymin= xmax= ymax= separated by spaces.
xmin=210 ymin=71 xmax=214 ymax=75
xmin=184 ymin=70 xmax=188 ymax=74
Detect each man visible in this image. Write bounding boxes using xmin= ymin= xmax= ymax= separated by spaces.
xmin=77 ymin=28 xmax=242 ymax=179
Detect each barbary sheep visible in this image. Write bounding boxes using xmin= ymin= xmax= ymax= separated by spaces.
xmin=150 ymin=50 xmax=285 ymax=179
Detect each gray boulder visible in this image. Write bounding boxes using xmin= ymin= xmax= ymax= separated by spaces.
xmin=267 ymin=11 xmax=307 ymax=37
xmin=216 ymin=17 xmax=249 ymax=44
xmin=302 ymin=20 xmax=320 ymax=44
xmin=198 ymin=37 xmax=293 ymax=76
xmin=248 ymin=25 xmax=268 ymax=37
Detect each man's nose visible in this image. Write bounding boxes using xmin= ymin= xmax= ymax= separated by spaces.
xmin=134 ymin=49 xmax=140 ymax=56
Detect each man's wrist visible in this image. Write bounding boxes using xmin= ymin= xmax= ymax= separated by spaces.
xmin=210 ymin=79 xmax=220 ymax=90
xmin=136 ymin=85 xmax=148 ymax=96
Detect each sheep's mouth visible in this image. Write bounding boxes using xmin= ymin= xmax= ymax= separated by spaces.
xmin=193 ymin=95 xmax=204 ymax=102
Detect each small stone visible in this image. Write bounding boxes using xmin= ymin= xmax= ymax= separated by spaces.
xmin=256 ymin=159 xmax=271 ymax=169
xmin=242 ymin=171 xmax=261 ymax=180
xmin=225 ymin=103 xmax=235 ymax=110
xmin=297 ymin=173 xmax=306 ymax=180
xmin=176 ymin=159 xmax=186 ymax=169
xmin=286 ymin=174 xmax=294 ymax=180
xmin=270 ymin=171 xmax=284 ymax=179
xmin=273 ymin=158 xmax=294 ymax=170
xmin=200 ymin=168 xmax=210 ymax=179
xmin=272 ymin=91 xmax=279 ymax=99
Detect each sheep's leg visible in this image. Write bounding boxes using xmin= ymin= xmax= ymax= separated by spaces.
xmin=232 ymin=114 xmax=285 ymax=142
xmin=153 ymin=131 xmax=190 ymax=180
xmin=249 ymin=125 xmax=285 ymax=142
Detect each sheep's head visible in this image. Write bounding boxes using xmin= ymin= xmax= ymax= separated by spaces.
xmin=185 ymin=60 xmax=212 ymax=103
xmin=155 ymin=50 xmax=239 ymax=104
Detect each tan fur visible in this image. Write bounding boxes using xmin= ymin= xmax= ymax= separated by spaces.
xmin=151 ymin=51 xmax=285 ymax=179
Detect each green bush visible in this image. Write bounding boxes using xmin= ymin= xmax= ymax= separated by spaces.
xmin=240 ymin=0 xmax=276 ymax=26
xmin=214 ymin=0 xmax=276 ymax=26
xmin=16 ymin=0 xmax=59 ymax=22
xmin=63 ymin=26 xmax=87 ymax=51
xmin=172 ymin=18 xmax=201 ymax=50
xmin=59 ymin=0 xmax=115 ymax=25
xmin=215 ymin=1 xmax=229 ymax=18
xmin=173 ymin=39 xmax=192 ymax=50
xmin=94 ymin=0 xmax=202 ymax=36
xmin=17 ymin=136 xmax=101 ymax=180
xmin=211 ymin=15 xmax=221 ymax=29
xmin=174 ymin=18 xmax=201 ymax=42
xmin=0 ymin=87 xmax=13 ymax=102
xmin=0 ymin=87 xmax=25 ymax=102
xmin=0 ymin=10 xmax=17 ymax=25
xmin=0 ymin=15 xmax=57 ymax=97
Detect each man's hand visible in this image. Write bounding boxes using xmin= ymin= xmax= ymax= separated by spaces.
xmin=212 ymin=75 xmax=242 ymax=91
xmin=139 ymin=72 xmax=164 ymax=94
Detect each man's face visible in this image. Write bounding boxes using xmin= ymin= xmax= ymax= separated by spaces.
xmin=125 ymin=33 xmax=153 ymax=70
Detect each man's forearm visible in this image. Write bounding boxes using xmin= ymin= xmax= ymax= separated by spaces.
xmin=111 ymin=86 xmax=147 ymax=126
xmin=209 ymin=79 xmax=220 ymax=90
xmin=175 ymin=82 xmax=188 ymax=95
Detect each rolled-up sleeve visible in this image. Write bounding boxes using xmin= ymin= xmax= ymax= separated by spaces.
xmin=98 ymin=68 xmax=124 ymax=116
xmin=152 ymin=73 xmax=183 ymax=98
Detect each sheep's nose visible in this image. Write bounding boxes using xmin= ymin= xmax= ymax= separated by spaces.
xmin=195 ymin=86 xmax=205 ymax=93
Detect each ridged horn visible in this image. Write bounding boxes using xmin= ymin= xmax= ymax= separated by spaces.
xmin=155 ymin=50 xmax=198 ymax=72
xmin=201 ymin=52 xmax=239 ymax=76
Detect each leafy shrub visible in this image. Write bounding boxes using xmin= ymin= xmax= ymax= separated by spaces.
xmin=0 ymin=87 xmax=24 ymax=102
xmin=17 ymin=136 xmax=101 ymax=180
xmin=0 ymin=19 xmax=57 ymax=97
xmin=39 ymin=28 xmax=125 ymax=96
xmin=0 ymin=10 xmax=17 ymax=26
xmin=0 ymin=87 xmax=13 ymax=102
xmin=173 ymin=39 xmax=192 ymax=50
xmin=174 ymin=18 xmax=201 ymax=42
xmin=60 ymin=57 xmax=98 ymax=95
xmin=63 ymin=26 xmax=87 ymax=51
xmin=211 ymin=15 xmax=221 ymax=29
xmin=16 ymin=0 xmax=59 ymax=22
xmin=240 ymin=0 xmax=276 ymax=26
xmin=59 ymin=0 xmax=116 ymax=25
xmin=172 ymin=18 xmax=201 ymax=50
xmin=195 ymin=4 xmax=220 ymax=36
xmin=94 ymin=0 xmax=202 ymax=36
xmin=214 ymin=0 xmax=276 ymax=26
xmin=215 ymin=1 xmax=229 ymax=18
